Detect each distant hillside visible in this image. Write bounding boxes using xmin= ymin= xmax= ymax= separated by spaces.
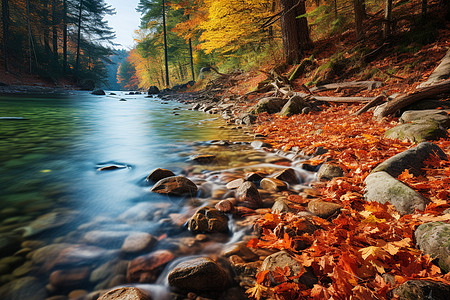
xmin=102 ymin=49 xmax=129 ymax=90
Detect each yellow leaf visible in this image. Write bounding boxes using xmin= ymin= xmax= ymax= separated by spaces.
xmin=246 ymin=284 xmax=268 ymax=300
xmin=359 ymin=246 xmax=390 ymax=261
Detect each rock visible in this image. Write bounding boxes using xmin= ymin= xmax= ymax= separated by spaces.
xmin=49 ymin=267 xmax=90 ymax=290
xmin=241 ymin=114 xmax=257 ymax=125
xmin=0 ymin=235 xmax=21 ymax=257
xmin=245 ymin=172 xmax=265 ymax=183
xmin=146 ymin=168 xmax=175 ymax=182
xmin=190 ymin=154 xmax=216 ymax=164
xmin=150 ymin=176 xmax=198 ymax=197
xmin=250 ymin=140 xmax=272 ymax=149
xmin=187 ymin=207 xmax=229 ymax=233
xmin=307 ymin=200 xmax=341 ymax=219
xmin=118 ymin=203 xmax=155 ymax=221
xmin=260 ymin=178 xmax=287 ymax=192
xmin=147 ymin=86 xmax=160 ymax=95
xmin=19 ymin=211 xmax=77 ymax=238
xmin=97 ymin=165 xmax=127 ymax=171
xmin=279 ymin=96 xmax=310 ymax=117
xmin=392 ymin=280 xmax=450 ymax=300
xmin=126 ymin=250 xmax=175 ymax=283
xmin=12 ymin=260 xmax=36 ymax=277
xmin=91 ymin=89 xmax=106 ymax=95
xmin=385 ymin=122 xmax=447 ymax=143
xmin=168 ymin=257 xmax=228 ymax=292
xmin=90 ymin=259 xmax=129 ymax=283
xmin=372 ymin=142 xmax=447 ymax=177
xmin=68 ymin=290 xmax=88 ymax=299
xmin=31 ymin=243 xmax=71 ymax=267
xmin=400 ymin=109 xmax=450 ymax=128
xmin=221 ymin=242 xmax=259 ymax=261
xmin=98 ymin=287 xmax=153 ymax=300
xmin=364 ymin=171 xmax=428 ymax=215
xmin=251 ymin=97 xmax=286 ymax=114
xmin=82 ymin=231 xmax=133 ymax=248
xmin=260 ymin=250 xmax=317 ymax=288
xmin=273 ymin=168 xmax=298 ymax=185
xmin=0 ymin=276 xmax=47 ymax=300
xmin=226 ymin=178 xmax=245 ymax=190
xmin=415 ymin=222 xmax=450 ymax=273
xmin=235 ymin=181 xmax=263 ymax=209
xmin=271 ymin=200 xmax=291 ymax=213
xmin=215 ymin=200 xmax=235 ymax=213
xmin=49 ymin=245 xmax=116 ymax=270
xmin=121 ymin=232 xmax=157 ymax=253
xmin=317 ymin=163 xmax=344 ymax=181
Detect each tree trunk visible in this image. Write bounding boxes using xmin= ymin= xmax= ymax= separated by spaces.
xmin=353 ymin=0 xmax=365 ymax=40
xmin=2 ymin=0 xmax=10 ymax=72
xmin=383 ymin=0 xmax=393 ymax=40
xmin=162 ymin=0 xmax=170 ymax=87
xmin=52 ymin=0 xmax=58 ymax=64
xmin=295 ymin=0 xmax=313 ymax=49
xmin=26 ymin=0 xmax=36 ymax=73
xmin=189 ymin=38 xmax=195 ymax=81
xmin=75 ymin=0 xmax=83 ymax=74
xmin=63 ymin=0 xmax=67 ymax=73
xmin=43 ymin=0 xmax=51 ymax=56
xmin=280 ymin=0 xmax=301 ymax=64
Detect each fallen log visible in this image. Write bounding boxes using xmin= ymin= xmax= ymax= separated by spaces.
xmin=310 ymin=96 xmax=376 ymax=103
xmin=310 ymin=81 xmax=383 ymax=92
xmin=353 ymin=95 xmax=386 ymax=116
xmin=378 ymin=79 xmax=450 ymax=118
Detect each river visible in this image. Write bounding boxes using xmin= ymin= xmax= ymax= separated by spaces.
xmin=0 ymin=91 xmax=314 ymax=299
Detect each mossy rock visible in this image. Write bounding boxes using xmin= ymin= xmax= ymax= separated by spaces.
xmin=393 ymin=280 xmax=450 ymax=300
xmin=251 ymin=97 xmax=286 ymax=114
xmin=279 ymin=96 xmax=310 ymax=117
xmin=385 ymin=121 xmax=447 ymax=143
xmin=415 ymin=222 xmax=450 ymax=273
xmin=400 ymin=110 xmax=450 ymax=128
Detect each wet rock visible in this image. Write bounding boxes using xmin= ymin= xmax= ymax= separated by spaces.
xmin=90 ymin=259 xmax=129 ymax=284
xmin=147 ymin=86 xmax=160 ymax=95
xmin=82 ymin=231 xmax=133 ymax=248
xmin=415 ymin=222 xmax=450 ymax=273
xmin=50 ymin=245 xmax=116 ymax=270
xmin=150 ymin=176 xmax=198 ymax=197
xmin=273 ymin=168 xmax=298 ymax=185
xmin=191 ymin=154 xmax=216 ymax=164
xmin=121 ymin=232 xmax=157 ymax=253
xmin=12 ymin=260 xmax=36 ymax=277
xmin=146 ymin=168 xmax=175 ymax=182
xmin=187 ymin=207 xmax=229 ymax=234
xmin=260 ymin=250 xmax=317 ymax=288
xmin=251 ymin=97 xmax=286 ymax=114
xmin=392 ymin=280 xmax=450 ymax=300
xmin=97 ymin=165 xmax=127 ymax=171
xmin=49 ymin=267 xmax=90 ymax=290
xmin=68 ymin=290 xmax=88 ymax=299
xmin=372 ymin=142 xmax=447 ymax=177
xmin=385 ymin=122 xmax=447 ymax=143
xmin=226 ymin=178 xmax=245 ymax=190
xmin=0 ymin=276 xmax=47 ymax=300
xmin=271 ymin=200 xmax=291 ymax=213
xmin=250 ymin=140 xmax=272 ymax=149
xmin=260 ymin=178 xmax=287 ymax=192
xmin=307 ymin=200 xmax=341 ymax=219
xmin=221 ymin=242 xmax=258 ymax=261
xmin=19 ymin=211 xmax=77 ymax=238
xmin=118 ymin=203 xmax=155 ymax=221
xmin=241 ymin=114 xmax=257 ymax=125
xmin=317 ymin=163 xmax=344 ymax=181
xmin=215 ymin=200 xmax=235 ymax=213
xmin=91 ymin=89 xmax=106 ymax=95
xmin=235 ymin=181 xmax=263 ymax=209
xmin=98 ymin=287 xmax=153 ymax=300
xmin=279 ymin=96 xmax=310 ymax=117
xmin=0 ymin=234 xmax=21 ymax=256
xmin=364 ymin=171 xmax=428 ymax=215
xmin=245 ymin=172 xmax=265 ymax=183
xmin=168 ymin=257 xmax=229 ymax=292
xmin=126 ymin=250 xmax=175 ymax=283
xmin=400 ymin=109 xmax=450 ymax=128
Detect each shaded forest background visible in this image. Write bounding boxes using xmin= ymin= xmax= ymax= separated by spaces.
xmin=1 ymin=0 xmax=449 ymax=90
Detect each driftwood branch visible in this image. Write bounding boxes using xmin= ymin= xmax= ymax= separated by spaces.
xmin=378 ymin=79 xmax=450 ymax=118
xmin=353 ymin=95 xmax=386 ymax=116
xmin=311 ymin=96 xmax=376 ymax=103
xmin=310 ymin=81 xmax=383 ymax=92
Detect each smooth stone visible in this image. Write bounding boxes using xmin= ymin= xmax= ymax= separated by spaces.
xmin=364 ymin=171 xmax=428 ymax=215
xmin=235 ymin=181 xmax=263 ymax=209
xmin=279 ymin=95 xmax=310 ymax=117
xmin=50 ymin=245 xmax=116 ymax=270
xmin=90 ymin=259 xmax=129 ymax=283
xmin=82 ymin=231 xmax=133 ymax=248
xmin=271 ymin=200 xmax=292 ymax=213
xmin=251 ymin=97 xmax=286 ymax=114
xmin=245 ymin=172 xmax=265 ymax=183
xmin=0 ymin=235 xmax=21 ymax=257
xmin=146 ymin=168 xmax=175 ymax=182
xmin=190 ymin=154 xmax=216 ymax=164
xmin=414 ymin=222 xmax=450 ymax=273
xmin=68 ymin=290 xmax=88 ymax=299
xmin=49 ymin=267 xmax=90 ymax=289
xmin=91 ymin=89 xmax=106 ymax=95
xmin=12 ymin=260 xmax=36 ymax=277
xmin=226 ymin=178 xmax=245 ymax=190
xmin=187 ymin=206 xmax=229 ymax=234
xmin=31 ymin=243 xmax=71 ymax=267
xmin=0 ymin=276 xmax=47 ymax=300
xmin=97 ymin=165 xmax=126 ymax=171
xmin=317 ymin=163 xmax=344 ymax=181
xmin=121 ymin=232 xmax=157 ymax=253
xmin=393 ymin=280 xmax=450 ymax=300
xmin=19 ymin=211 xmax=77 ymax=238
xmin=260 ymin=178 xmax=287 ymax=192
xmin=385 ymin=122 xmax=447 ymax=143
xmin=221 ymin=242 xmax=258 ymax=261
xmin=250 ymin=140 xmax=272 ymax=149
xmin=126 ymin=250 xmax=175 ymax=283
xmin=307 ymin=200 xmax=342 ymax=219
xmin=372 ymin=142 xmax=447 ymax=177
xmin=215 ymin=199 xmax=235 ymax=213
xmin=273 ymin=168 xmax=298 ymax=185
xmin=400 ymin=109 xmax=450 ymax=128
xmin=168 ymin=257 xmax=228 ymax=292
xmin=98 ymin=287 xmax=153 ymax=300
xmin=150 ymin=176 xmax=198 ymax=197
xmin=260 ymin=250 xmax=317 ymax=288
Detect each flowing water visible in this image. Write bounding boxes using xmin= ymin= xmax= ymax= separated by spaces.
xmin=0 ymin=91 xmax=314 ymax=299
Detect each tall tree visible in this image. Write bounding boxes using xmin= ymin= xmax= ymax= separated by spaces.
xmin=52 ymin=0 xmax=59 ymax=63
xmin=75 ymin=0 xmax=83 ymax=73
xmin=353 ymin=0 xmax=365 ymax=40
xmin=62 ymin=0 xmax=67 ymax=72
xmin=2 ymin=0 xmax=10 ymax=72
xmin=162 ymin=0 xmax=169 ymax=86
xmin=383 ymin=0 xmax=393 ymax=40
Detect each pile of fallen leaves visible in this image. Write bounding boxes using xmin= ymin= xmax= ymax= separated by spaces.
xmin=244 ymin=105 xmax=450 ymax=299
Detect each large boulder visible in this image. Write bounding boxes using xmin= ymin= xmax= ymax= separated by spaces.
xmin=279 ymin=96 xmax=310 ymax=117
xmin=168 ymin=257 xmax=229 ymax=292
xmin=364 ymin=171 xmax=428 ymax=215
xmin=235 ymin=181 xmax=263 ymax=209
xmin=372 ymin=142 xmax=447 ymax=177
xmin=150 ymin=176 xmax=198 ymax=197
xmin=317 ymin=163 xmax=344 ymax=181
xmin=400 ymin=109 xmax=450 ymax=128
xmin=91 ymin=89 xmax=106 ymax=95
xmin=385 ymin=122 xmax=447 ymax=143
xmin=98 ymin=287 xmax=153 ymax=300
xmin=147 ymin=86 xmax=160 ymax=95
xmin=126 ymin=250 xmax=175 ymax=283
xmin=146 ymin=168 xmax=175 ymax=182
xmin=251 ymin=97 xmax=286 ymax=114
xmin=187 ymin=206 xmax=229 ymax=233
xmin=393 ymin=280 xmax=450 ymax=300
xmin=414 ymin=222 xmax=450 ymax=273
